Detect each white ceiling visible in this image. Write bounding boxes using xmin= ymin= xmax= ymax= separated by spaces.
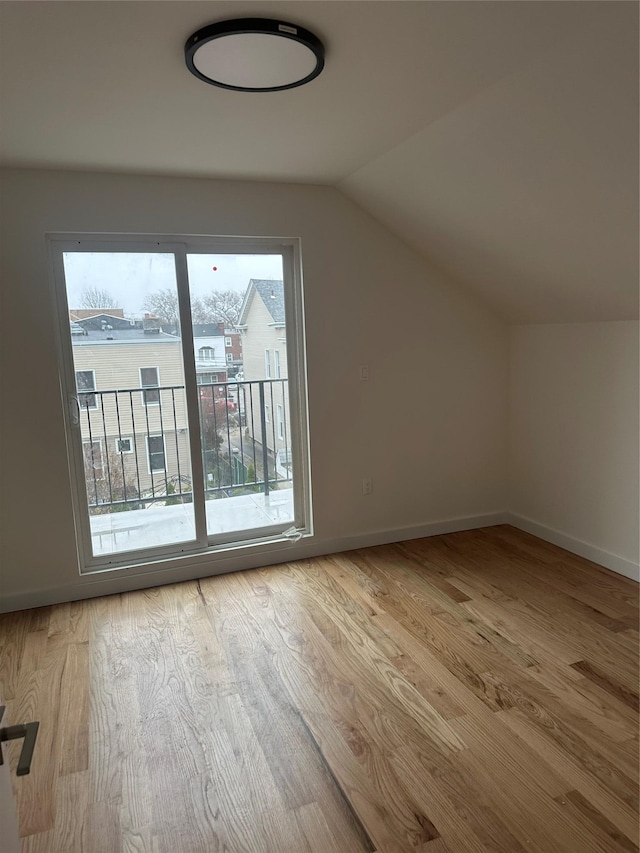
xmin=1 ymin=1 xmax=637 ymax=322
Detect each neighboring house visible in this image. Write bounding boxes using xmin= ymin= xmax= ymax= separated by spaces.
xmin=70 ymin=316 xmax=237 ymax=507
xmin=71 ymin=325 xmax=190 ymax=504
xmin=148 ymin=320 xmax=242 ymax=379
xmin=192 ymin=324 xmax=229 ymax=391
xmin=70 ymin=311 xmax=135 ymax=331
xmin=237 ymin=280 xmax=290 ymax=473
xmin=219 ymin=325 xmax=243 ymax=374
xmin=191 ymin=322 xmax=243 ymax=376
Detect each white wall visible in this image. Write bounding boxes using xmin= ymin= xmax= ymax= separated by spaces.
xmin=0 ymin=168 xmax=508 ymax=610
xmin=509 ymin=322 xmax=639 ymax=580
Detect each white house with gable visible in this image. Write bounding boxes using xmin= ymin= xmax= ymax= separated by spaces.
xmin=237 ymin=280 xmax=291 ymax=477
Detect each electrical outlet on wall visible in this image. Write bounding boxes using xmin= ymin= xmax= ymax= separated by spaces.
xmin=362 ymin=477 xmax=373 ymax=496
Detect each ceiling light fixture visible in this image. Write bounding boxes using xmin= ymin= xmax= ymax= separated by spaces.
xmin=184 ymin=18 xmax=325 ymax=92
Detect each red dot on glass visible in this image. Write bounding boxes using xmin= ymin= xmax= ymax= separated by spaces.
xmin=212 ymin=266 xmax=218 ymax=271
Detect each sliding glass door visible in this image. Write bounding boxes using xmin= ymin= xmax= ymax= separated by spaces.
xmin=50 ymin=237 xmax=311 ymax=571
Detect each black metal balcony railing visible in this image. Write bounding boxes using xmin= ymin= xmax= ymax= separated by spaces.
xmin=77 ymin=379 xmax=291 ymax=513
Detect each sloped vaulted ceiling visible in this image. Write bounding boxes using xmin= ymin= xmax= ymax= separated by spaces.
xmin=0 ymin=1 xmax=637 ymax=323
xmin=340 ymin=4 xmax=639 ymax=323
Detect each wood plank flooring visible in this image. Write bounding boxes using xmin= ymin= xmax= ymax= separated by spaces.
xmin=0 ymin=525 xmax=638 ymax=852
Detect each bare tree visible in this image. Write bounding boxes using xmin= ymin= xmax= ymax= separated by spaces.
xmin=81 ymin=286 xmax=117 ymax=309
xmin=143 ymin=288 xmax=243 ymax=327
xmin=200 ymin=290 xmax=243 ymax=327
xmin=143 ymin=288 xmax=179 ymax=324
xmin=190 ymin=296 xmax=207 ymax=324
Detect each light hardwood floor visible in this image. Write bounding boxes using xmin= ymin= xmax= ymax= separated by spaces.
xmin=0 ymin=525 xmax=638 ymax=852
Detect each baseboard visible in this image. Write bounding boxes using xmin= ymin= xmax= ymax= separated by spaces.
xmin=0 ymin=512 xmax=507 ymax=613
xmin=506 ymin=513 xmax=640 ymax=582
xmin=301 ymin=512 xmax=509 ymax=559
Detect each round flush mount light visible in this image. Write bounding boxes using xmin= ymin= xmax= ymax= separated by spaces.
xmin=184 ymin=18 xmax=325 ymax=92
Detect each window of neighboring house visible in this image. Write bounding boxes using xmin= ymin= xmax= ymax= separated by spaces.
xmin=225 ymin=337 xmax=232 ymax=347
xmin=83 ymin=440 xmax=103 ymax=479
xmin=226 ymin=352 xmax=233 ymax=363
xmin=264 ymin=349 xmax=271 ymax=378
xmin=147 ymin=435 xmax=166 ymax=473
xmin=199 ymin=346 xmax=215 ymax=361
xmin=76 ymin=370 xmax=97 ymax=410
xmin=140 ymin=367 xmax=160 ymax=405
xmin=197 ymin=373 xmax=218 ymax=385
xmin=265 ymin=404 xmax=270 ymax=423
xmin=277 ymin=404 xmax=284 ymax=439
xmin=274 ymin=350 xmax=281 ymax=379
xmin=115 ymin=438 xmax=133 ymax=454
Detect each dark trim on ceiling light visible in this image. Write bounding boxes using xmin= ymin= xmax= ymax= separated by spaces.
xmin=184 ymin=18 xmax=325 ymax=92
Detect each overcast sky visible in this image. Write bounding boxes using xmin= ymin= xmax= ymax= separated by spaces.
xmin=63 ymin=252 xmax=283 ymax=316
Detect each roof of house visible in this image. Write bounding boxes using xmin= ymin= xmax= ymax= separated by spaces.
xmin=239 ymin=280 xmax=285 ymax=326
xmin=69 ymin=309 xmax=126 ymax=321
xmin=71 ymin=313 xmax=134 ymax=331
xmin=155 ymin=323 xmax=224 ymax=337
xmin=71 ymin=329 xmax=179 ymax=345
xmin=192 ymin=324 xmax=224 ymax=337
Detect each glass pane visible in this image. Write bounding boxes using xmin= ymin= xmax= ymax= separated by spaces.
xmin=186 ymin=253 xmax=295 ymax=537
xmin=62 ymin=252 xmax=196 ymax=557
